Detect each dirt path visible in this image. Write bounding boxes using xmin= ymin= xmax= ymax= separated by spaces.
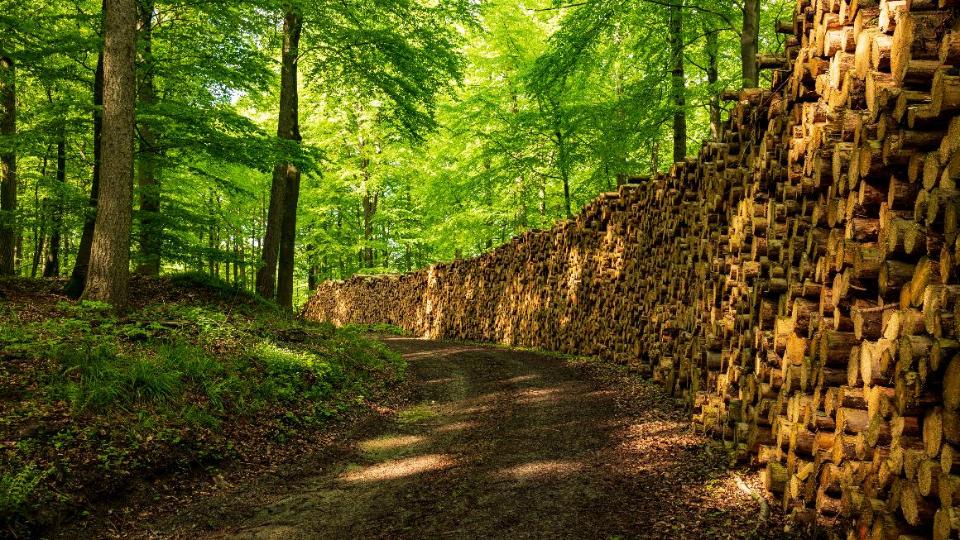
xmin=131 ymin=338 xmax=795 ymax=539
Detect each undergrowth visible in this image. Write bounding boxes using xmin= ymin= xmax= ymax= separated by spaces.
xmin=0 ymin=274 xmax=405 ymax=536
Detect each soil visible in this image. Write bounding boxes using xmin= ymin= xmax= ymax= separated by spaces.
xmin=65 ymin=337 xmax=804 ymax=539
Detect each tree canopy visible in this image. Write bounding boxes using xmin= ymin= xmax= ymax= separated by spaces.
xmin=0 ymin=0 xmax=792 ymax=307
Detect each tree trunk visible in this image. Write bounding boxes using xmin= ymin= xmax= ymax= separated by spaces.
xmin=207 ymin=191 xmax=216 ymax=276
xmin=705 ymin=23 xmax=721 ymax=139
xmin=556 ymin=129 xmax=572 ymax=219
xmin=66 ymin=43 xmax=105 ymax=298
xmin=257 ymin=9 xmax=301 ymax=301
xmin=668 ymin=2 xmax=687 ymax=164
xmin=31 ymin=159 xmax=45 ymax=279
xmin=307 ymin=243 xmax=318 ymax=291
xmin=0 ymin=55 xmax=17 ymax=276
xmin=651 ymin=139 xmax=660 ymax=173
xmin=43 ymin=127 xmax=66 ymax=277
xmin=277 ymin=167 xmax=300 ymax=309
xmin=741 ymin=0 xmax=760 ymax=88
xmin=361 ymin=187 xmax=377 ymax=269
xmin=82 ymin=0 xmax=136 ymax=308
xmin=136 ymin=0 xmax=160 ymax=276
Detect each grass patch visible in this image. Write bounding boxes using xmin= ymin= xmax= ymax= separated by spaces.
xmin=397 ymin=404 xmax=439 ymax=424
xmin=345 ymin=323 xmax=410 ymax=336
xmin=0 ymin=274 xmax=405 ymax=535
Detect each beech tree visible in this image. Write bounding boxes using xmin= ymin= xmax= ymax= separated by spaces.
xmin=82 ymin=0 xmax=136 ymax=306
xmin=0 ymin=0 xmax=790 ymax=309
xmin=0 ymin=54 xmax=15 ymax=275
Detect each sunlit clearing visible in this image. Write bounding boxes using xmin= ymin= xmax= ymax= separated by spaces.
xmin=497 ymin=460 xmax=584 ymax=480
xmin=340 ymin=454 xmax=455 ymax=483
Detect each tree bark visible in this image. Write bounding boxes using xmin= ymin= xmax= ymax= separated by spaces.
xmin=651 ymin=139 xmax=660 ymax=173
xmin=0 ymin=55 xmax=17 ymax=276
xmin=361 ymin=186 xmax=377 ymax=269
xmin=557 ymin=129 xmax=572 ymax=219
xmin=741 ymin=0 xmax=760 ymax=88
xmin=136 ymin=0 xmax=160 ymax=276
xmin=276 ymin=169 xmax=300 ymax=308
xmin=257 ymin=9 xmax=301 ymax=302
xmin=705 ymin=23 xmax=721 ymax=139
xmin=66 ymin=44 xmax=105 ymax=298
xmin=668 ymin=2 xmax=687 ymax=163
xmin=82 ymin=0 xmax=136 ymax=308
xmin=43 ymin=127 xmax=66 ymax=277
xmin=31 ymin=156 xmax=46 ymax=279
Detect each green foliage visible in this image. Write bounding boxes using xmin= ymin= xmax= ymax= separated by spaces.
xmin=0 ymin=278 xmax=405 ymax=534
xmin=1 ymin=0 xmax=789 ymax=306
xmin=55 ymin=344 xmax=181 ymax=413
xmin=0 ymin=465 xmax=47 ymax=520
xmin=345 ymin=323 xmax=409 ymax=336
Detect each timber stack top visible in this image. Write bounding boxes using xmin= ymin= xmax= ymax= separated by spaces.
xmin=304 ymin=0 xmax=960 ymax=536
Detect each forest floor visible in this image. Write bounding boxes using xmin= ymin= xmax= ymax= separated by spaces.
xmin=72 ymin=337 xmax=812 ymax=539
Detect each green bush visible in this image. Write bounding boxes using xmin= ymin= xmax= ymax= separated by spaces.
xmin=0 ymin=465 xmax=46 ymax=520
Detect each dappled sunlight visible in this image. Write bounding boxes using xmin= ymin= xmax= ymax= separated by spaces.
xmin=455 ymin=404 xmax=496 ymax=415
xmin=496 ymin=460 xmax=585 ymax=481
xmin=421 ymin=377 xmax=458 ymax=385
xmin=339 ymin=454 xmax=456 ymax=483
xmin=402 ymin=347 xmax=486 ymax=361
xmin=513 ymin=383 xmax=591 ymax=406
xmin=434 ymin=420 xmax=481 ymax=433
xmin=497 ymin=373 xmax=540 ymax=384
xmin=358 ymin=435 xmax=426 ymax=454
xmin=514 ymin=386 xmax=564 ymax=405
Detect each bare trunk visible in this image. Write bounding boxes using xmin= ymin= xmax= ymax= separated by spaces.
xmin=361 ymin=187 xmax=377 ymax=269
xmin=651 ymin=140 xmax=660 ymax=174
xmin=556 ymin=129 xmax=572 ymax=219
xmin=741 ymin=0 xmax=760 ymax=88
xmin=82 ymin=0 xmax=136 ymax=308
xmin=277 ymin=168 xmax=300 ymax=309
xmin=0 ymin=55 xmax=16 ymax=276
xmin=668 ymin=2 xmax=687 ymax=164
xmin=31 ymin=162 xmax=44 ymax=279
xmin=43 ymin=128 xmax=66 ymax=277
xmin=257 ymin=9 xmax=301 ymax=301
xmin=66 ymin=39 xmax=105 ymax=298
xmin=705 ymin=23 xmax=721 ymax=139
xmin=136 ymin=0 xmax=160 ymax=276
xmin=307 ymin=244 xmax=318 ymax=291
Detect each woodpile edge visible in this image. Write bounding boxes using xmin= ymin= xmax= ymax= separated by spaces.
xmin=303 ymin=0 xmax=960 ymax=537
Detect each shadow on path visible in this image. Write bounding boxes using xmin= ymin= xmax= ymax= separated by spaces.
xmin=146 ymin=338 xmax=791 ymax=539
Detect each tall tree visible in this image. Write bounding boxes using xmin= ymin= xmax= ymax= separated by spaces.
xmin=82 ymin=0 xmax=136 ymax=307
xmin=258 ymin=8 xmax=302 ymax=304
xmin=704 ymin=20 xmax=721 ymax=139
xmin=136 ymin=0 xmax=160 ymax=275
xmin=66 ymin=47 xmax=105 ymax=298
xmin=43 ymin=125 xmax=66 ymax=277
xmin=0 ymin=54 xmax=15 ymax=275
xmin=668 ymin=2 xmax=686 ymax=163
xmin=741 ymin=0 xmax=760 ymax=88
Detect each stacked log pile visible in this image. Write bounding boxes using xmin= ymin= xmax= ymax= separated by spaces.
xmin=303 ymin=0 xmax=960 ymax=536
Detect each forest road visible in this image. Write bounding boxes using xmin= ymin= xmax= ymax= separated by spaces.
xmin=147 ymin=337 xmax=792 ymax=539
